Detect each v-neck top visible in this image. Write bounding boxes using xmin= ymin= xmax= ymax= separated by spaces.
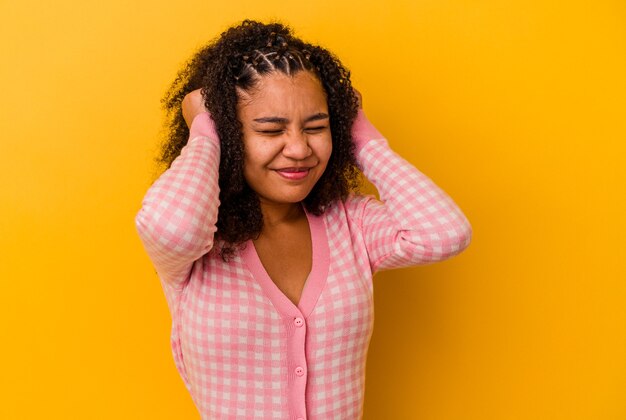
xmin=135 ymin=111 xmax=472 ymax=419
xmin=241 ymin=207 xmax=330 ymax=319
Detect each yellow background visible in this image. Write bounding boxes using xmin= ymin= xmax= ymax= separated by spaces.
xmin=1 ymin=0 xmax=625 ymax=418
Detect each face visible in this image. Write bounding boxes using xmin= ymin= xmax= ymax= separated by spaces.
xmin=237 ymin=71 xmax=332 ymax=207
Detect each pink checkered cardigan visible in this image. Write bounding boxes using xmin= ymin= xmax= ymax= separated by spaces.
xmin=135 ymin=110 xmax=472 ymax=419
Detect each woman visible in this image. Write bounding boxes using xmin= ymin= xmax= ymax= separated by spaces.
xmin=136 ymin=19 xmax=472 ymax=419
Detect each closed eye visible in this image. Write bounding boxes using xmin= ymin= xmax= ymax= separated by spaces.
xmin=256 ymin=127 xmax=327 ymax=135
xmin=305 ymin=126 xmax=327 ymax=132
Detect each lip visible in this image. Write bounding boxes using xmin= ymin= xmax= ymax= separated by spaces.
xmin=274 ymin=167 xmax=311 ymax=180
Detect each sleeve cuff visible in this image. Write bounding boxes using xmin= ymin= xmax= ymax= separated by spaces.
xmin=351 ymin=109 xmax=385 ymax=153
xmin=190 ymin=111 xmax=219 ymax=143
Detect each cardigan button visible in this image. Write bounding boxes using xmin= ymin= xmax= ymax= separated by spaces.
xmin=295 ymin=366 xmax=305 ymax=376
xmin=294 ymin=317 xmax=304 ymax=327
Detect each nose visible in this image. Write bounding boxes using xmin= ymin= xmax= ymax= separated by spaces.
xmin=282 ymin=131 xmax=312 ymax=160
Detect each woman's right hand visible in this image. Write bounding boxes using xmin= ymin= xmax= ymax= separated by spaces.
xmin=182 ymin=88 xmax=209 ymax=129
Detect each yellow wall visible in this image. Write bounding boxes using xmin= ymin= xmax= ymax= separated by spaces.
xmin=1 ymin=0 xmax=624 ymax=418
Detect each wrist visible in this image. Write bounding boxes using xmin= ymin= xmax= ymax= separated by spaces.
xmin=190 ymin=111 xmax=219 ymax=143
xmin=351 ymin=109 xmax=384 ymax=154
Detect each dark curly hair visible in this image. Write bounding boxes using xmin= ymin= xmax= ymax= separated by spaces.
xmin=159 ymin=19 xmax=361 ymax=259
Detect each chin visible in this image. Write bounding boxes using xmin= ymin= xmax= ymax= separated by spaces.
xmin=265 ymin=188 xmax=314 ymax=205
xmin=277 ymin=194 xmax=310 ymax=204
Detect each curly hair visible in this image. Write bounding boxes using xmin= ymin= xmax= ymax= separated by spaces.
xmin=159 ymin=19 xmax=361 ymax=260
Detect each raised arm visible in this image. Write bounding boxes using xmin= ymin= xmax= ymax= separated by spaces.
xmin=135 ymin=96 xmax=220 ymax=288
xmin=350 ymin=108 xmax=473 ymax=273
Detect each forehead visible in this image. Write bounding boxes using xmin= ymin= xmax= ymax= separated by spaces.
xmin=237 ymin=71 xmax=328 ymax=116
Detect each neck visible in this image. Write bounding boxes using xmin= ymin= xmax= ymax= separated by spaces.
xmin=259 ymin=200 xmax=305 ymax=229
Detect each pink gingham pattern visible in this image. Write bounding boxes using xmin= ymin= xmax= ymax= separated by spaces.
xmin=135 ymin=111 xmax=472 ymax=419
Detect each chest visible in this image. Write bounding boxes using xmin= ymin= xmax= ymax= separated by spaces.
xmin=176 ymin=208 xmax=376 ymax=379
xmin=180 ymin=243 xmax=374 ymax=355
xmin=253 ymin=226 xmax=312 ymax=306
xmin=173 ymin=233 xmax=375 ymax=419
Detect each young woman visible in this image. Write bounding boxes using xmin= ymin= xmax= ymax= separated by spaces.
xmin=136 ymin=19 xmax=472 ymax=420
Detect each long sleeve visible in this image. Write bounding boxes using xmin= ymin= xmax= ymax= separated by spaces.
xmin=135 ymin=112 xmax=221 ymax=288
xmin=350 ymin=110 xmax=472 ymax=273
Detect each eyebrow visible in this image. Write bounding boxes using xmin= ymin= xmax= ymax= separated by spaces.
xmin=253 ymin=113 xmax=329 ymax=124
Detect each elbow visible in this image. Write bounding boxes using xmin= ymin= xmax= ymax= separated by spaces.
xmin=134 ymin=206 xmax=215 ymax=258
xmin=135 ymin=207 xmax=169 ymax=253
xmin=399 ymin=222 xmax=472 ymax=264
xmin=135 ymin=208 xmax=158 ymax=245
xmin=455 ymin=222 xmax=473 ymax=252
xmin=435 ymin=221 xmax=473 ymax=259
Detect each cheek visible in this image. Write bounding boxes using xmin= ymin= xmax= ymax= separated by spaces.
xmin=243 ymin=139 xmax=273 ymax=167
xmin=242 ymin=140 xmax=282 ymax=186
xmin=241 ymin=145 xmax=260 ymax=185
xmin=318 ymin=137 xmax=333 ymax=165
xmin=242 ymin=155 xmax=253 ymax=180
